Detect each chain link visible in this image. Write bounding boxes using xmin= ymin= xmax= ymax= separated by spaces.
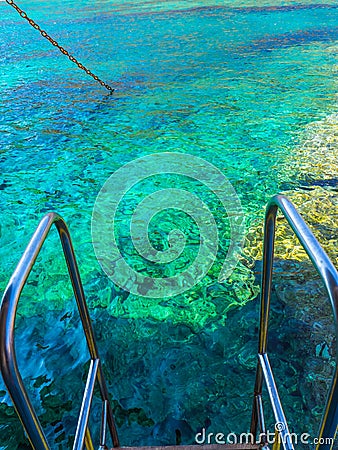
xmin=5 ymin=0 xmax=114 ymax=92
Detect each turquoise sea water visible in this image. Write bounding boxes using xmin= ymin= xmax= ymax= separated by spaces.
xmin=1 ymin=1 xmax=338 ymax=448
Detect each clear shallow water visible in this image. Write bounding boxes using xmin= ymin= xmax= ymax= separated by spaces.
xmin=0 ymin=1 xmax=338 ymax=448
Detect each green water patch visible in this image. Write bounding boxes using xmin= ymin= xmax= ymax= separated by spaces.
xmin=1 ymin=0 xmax=338 ymax=331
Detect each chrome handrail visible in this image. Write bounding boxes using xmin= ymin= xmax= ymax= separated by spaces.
xmin=250 ymin=195 xmax=338 ymax=450
xmin=0 ymin=213 xmax=120 ymax=450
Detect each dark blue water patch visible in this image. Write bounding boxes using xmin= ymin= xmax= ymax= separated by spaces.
xmin=300 ymin=178 xmax=338 ymax=189
xmin=232 ymin=3 xmax=338 ymax=13
xmin=97 ymin=3 xmax=338 ymax=18
xmin=247 ymin=27 xmax=338 ymax=54
xmin=280 ymin=178 xmax=338 ymax=191
xmin=0 ymin=180 xmax=11 ymax=190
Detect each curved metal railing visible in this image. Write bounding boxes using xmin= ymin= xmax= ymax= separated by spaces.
xmin=0 ymin=213 xmax=119 ymax=450
xmin=250 ymin=195 xmax=338 ymax=450
xmin=1 ymin=199 xmax=337 ymax=450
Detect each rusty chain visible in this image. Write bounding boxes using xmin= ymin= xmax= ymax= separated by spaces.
xmin=5 ymin=0 xmax=114 ymax=92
